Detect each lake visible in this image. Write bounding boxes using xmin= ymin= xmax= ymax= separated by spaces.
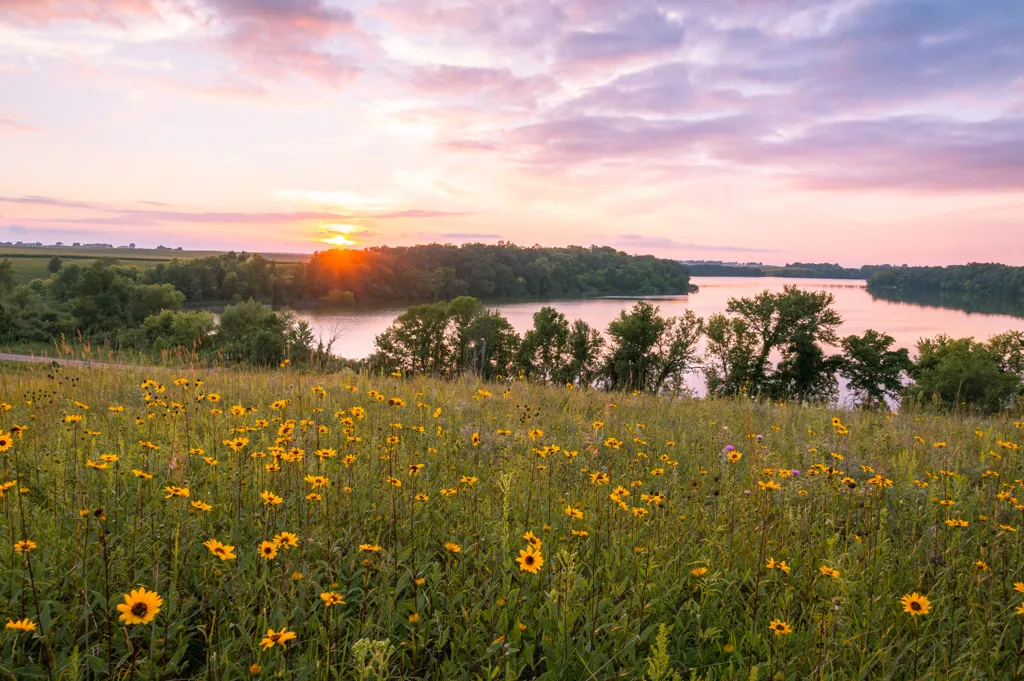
xmin=298 ymin=277 xmax=1024 ymax=362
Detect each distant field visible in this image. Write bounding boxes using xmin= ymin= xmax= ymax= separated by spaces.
xmin=0 ymin=245 xmax=309 ymax=282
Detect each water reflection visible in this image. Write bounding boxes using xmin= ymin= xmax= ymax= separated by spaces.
xmin=297 ymin=277 xmax=1024 ymax=361
xmin=867 ymin=287 xmax=1024 ymax=319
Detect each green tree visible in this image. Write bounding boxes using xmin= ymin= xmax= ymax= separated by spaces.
xmin=139 ymin=310 xmax=216 ymax=349
xmin=464 ymin=310 xmax=520 ymax=380
xmin=603 ymin=302 xmax=703 ymax=393
xmin=703 ymin=314 xmax=757 ymax=397
xmin=564 ymin=319 xmax=605 ymax=387
xmin=0 ymin=259 xmax=15 ymax=294
xmin=717 ymin=286 xmax=843 ymax=398
xmin=516 ymin=307 xmax=571 ymax=381
xmin=907 ymin=334 xmax=1021 ymax=412
xmin=47 ymin=255 xmax=63 ymax=273
xmin=447 ymin=296 xmax=486 ymax=372
xmin=217 ymin=300 xmax=289 ymax=366
xmin=371 ymin=301 xmax=453 ymax=375
xmin=838 ymin=329 xmax=912 ymax=407
xmin=773 ymin=333 xmax=843 ymax=402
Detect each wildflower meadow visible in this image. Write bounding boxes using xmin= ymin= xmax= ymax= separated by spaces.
xmin=2 ymin=361 xmax=1024 ymax=680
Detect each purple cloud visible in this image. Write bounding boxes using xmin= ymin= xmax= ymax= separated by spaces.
xmin=722 ymin=115 xmax=1024 ymax=192
xmin=1 ymin=0 xmax=366 ymax=86
xmin=560 ymin=62 xmax=694 ymax=114
xmin=404 ymin=64 xmax=556 ymax=108
xmin=557 ymin=9 xmax=684 ymax=68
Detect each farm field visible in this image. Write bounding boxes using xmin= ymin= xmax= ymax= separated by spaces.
xmin=1 ymin=364 xmax=1023 ymax=680
xmin=0 ymin=246 xmax=308 ymax=282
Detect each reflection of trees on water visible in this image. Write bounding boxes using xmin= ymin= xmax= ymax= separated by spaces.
xmin=867 ymin=287 xmax=1024 ymax=318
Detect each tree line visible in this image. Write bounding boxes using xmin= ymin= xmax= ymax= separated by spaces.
xmin=868 ymin=263 xmax=1024 ymax=303
xmin=143 ymin=242 xmax=695 ymax=307
xmin=370 ymin=286 xmax=1024 ymax=412
xmin=2 ymin=242 xmax=694 ymax=312
xmin=687 ymin=262 xmax=898 ymax=279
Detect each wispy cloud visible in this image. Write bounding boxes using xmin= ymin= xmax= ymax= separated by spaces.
xmin=0 ymin=195 xmax=469 ymax=225
xmin=0 ymin=118 xmax=38 ymax=133
xmin=613 ymin=234 xmax=777 ymax=253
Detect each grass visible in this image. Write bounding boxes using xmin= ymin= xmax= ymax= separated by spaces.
xmin=1 ymin=363 xmax=1023 ymax=680
xmin=0 ymin=246 xmax=309 ymax=283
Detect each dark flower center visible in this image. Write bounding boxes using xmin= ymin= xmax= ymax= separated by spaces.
xmin=525 ymin=556 xmax=535 ymax=565
xmin=911 ymin=602 xmax=921 ymax=611
xmin=131 ymin=602 xmax=148 ymax=617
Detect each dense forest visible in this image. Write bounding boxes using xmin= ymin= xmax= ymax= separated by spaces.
xmin=867 ymin=263 xmax=1024 ymax=302
xmin=142 ymin=243 xmax=696 ymax=307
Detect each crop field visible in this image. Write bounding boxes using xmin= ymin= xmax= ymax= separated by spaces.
xmin=0 ymin=246 xmax=308 ymax=283
xmin=1 ymin=363 xmax=1023 ymax=679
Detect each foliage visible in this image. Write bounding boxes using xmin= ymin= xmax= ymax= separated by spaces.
xmin=305 ymin=243 xmax=695 ymax=304
xmin=907 ymin=334 xmax=1023 ymax=412
xmin=703 ymin=286 xmax=843 ymax=401
xmin=602 ymin=303 xmax=704 ymax=393
xmin=839 ymin=330 xmax=912 ymax=407
xmin=1 ymin=365 xmax=1024 ymax=680
xmin=0 ymin=259 xmax=15 ymax=294
xmin=217 ymin=300 xmax=310 ymax=366
xmin=370 ymin=297 xmax=518 ymax=379
xmin=703 ymin=314 xmax=757 ymax=398
xmin=137 ymin=310 xmax=217 ymax=352
xmin=868 ymin=262 xmax=1024 ymax=304
xmin=515 ymin=307 xmax=605 ymax=386
xmin=644 ymin=624 xmax=683 ymax=681
xmin=686 ymin=262 xmax=896 ymax=279
xmin=142 ymin=244 xmax=696 ymax=306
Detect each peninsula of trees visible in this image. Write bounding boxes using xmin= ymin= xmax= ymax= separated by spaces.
xmin=142 ymin=243 xmax=696 ymax=307
xmin=0 ymin=242 xmax=694 ymax=354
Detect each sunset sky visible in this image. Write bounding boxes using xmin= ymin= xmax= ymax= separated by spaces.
xmin=1 ymin=0 xmax=1022 ymax=265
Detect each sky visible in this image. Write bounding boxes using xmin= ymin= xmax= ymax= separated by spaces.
xmin=1 ymin=0 xmax=1022 ymax=266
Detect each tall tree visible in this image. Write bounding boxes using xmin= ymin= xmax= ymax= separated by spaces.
xmin=564 ymin=319 xmax=605 ymax=387
xmin=516 ymin=307 xmax=571 ymax=381
xmin=720 ymin=286 xmax=842 ymax=397
xmin=703 ymin=314 xmax=757 ymax=397
xmin=838 ymin=329 xmax=911 ymax=407
xmin=603 ymin=302 xmax=703 ymax=393
xmin=464 ymin=310 xmax=521 ymax=380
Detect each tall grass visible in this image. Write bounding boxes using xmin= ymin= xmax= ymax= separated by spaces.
xmin=0 ymin=361 xmax=1022 ymax=680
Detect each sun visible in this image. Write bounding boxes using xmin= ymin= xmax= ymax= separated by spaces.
xmin=321 ymin=223 xmax=364 ymax=247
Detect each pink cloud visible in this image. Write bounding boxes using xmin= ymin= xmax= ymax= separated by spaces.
xmin=0 ymin=0 xmax=160 ymax=25
xmin=207 ymin=0 xmax=364 ymax=86
xmin=0 ymin=117 xmax=38 ymax=133
xmin=404 ymin=64 xmax=556 ymax=108
xmin=0 ymin=0 xmax=366 ymax=87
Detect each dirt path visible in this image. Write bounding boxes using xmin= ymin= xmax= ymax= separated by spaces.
xmin=0 ymin=352 xmax=121 ymax=368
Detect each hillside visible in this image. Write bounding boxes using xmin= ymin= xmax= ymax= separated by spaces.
xmin=1 ymin=363 xmax=1022 ymax=678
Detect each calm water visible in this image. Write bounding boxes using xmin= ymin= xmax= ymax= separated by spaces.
xmin=298 ymin=277 xmax=1024 ymax=360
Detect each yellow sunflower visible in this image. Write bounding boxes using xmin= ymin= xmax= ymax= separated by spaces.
xmin=116 ymin=587 xmax=163 ymax=626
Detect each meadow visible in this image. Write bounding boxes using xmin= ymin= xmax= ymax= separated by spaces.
xmin=0 ymin=246 xmax=306 ymax=283
xmin=1 ymin=362 xmax=1023 ymax=680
